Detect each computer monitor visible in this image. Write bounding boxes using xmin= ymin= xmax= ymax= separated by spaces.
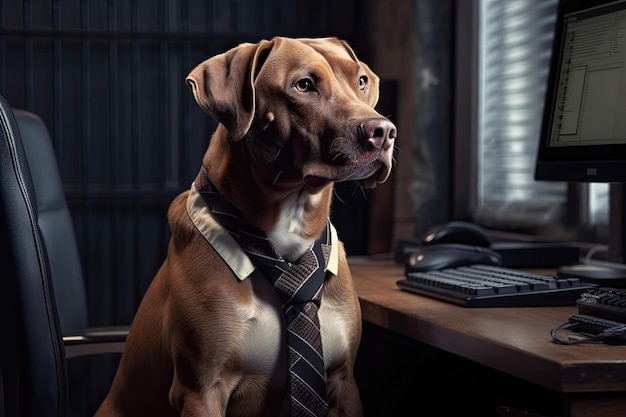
xmin=536 ymin=0 xmax=626 ymax=274
xmin=535 ymin=0 xmax=626 ymax=183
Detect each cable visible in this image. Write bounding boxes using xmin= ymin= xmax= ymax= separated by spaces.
xmin=551 ymin=320 xmax=626 ymax=345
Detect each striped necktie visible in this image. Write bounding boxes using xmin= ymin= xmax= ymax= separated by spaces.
xmin=194 ymin=169 xmax=330 ymax=416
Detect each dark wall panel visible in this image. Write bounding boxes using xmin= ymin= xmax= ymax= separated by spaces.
xmin=1 ymin=0 xmax=372 ymax=325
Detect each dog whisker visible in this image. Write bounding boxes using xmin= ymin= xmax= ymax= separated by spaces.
xmin=273 ymin=170 xmax=283 ymax=185
xmin=348 ymin=182 xmax=368 ymax=199
xmin=392 ymin=146 xmax=402 ymax=165
xmin=269 ymin=148 xmax=282 ymax=162
xmin=357 ymin=184 xmax=368 ymax=199
xmin=333 ymin=187 xmax=346 ymax=204
xmin=329 ymin=137 xmax=349 ymax=154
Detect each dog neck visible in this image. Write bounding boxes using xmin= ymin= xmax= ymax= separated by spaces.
xmin=266 ymin=188 xmax=327 ymax=262
xmin=203 ymin=127 xmax=334 ymax=262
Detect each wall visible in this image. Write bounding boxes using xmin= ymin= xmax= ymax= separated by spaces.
xmin=369 ymin=0 xmax=454 ymax=244
xmin=369 ymin=0 xmax=416 ymax=244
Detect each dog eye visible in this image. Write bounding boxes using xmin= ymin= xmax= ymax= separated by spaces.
xmin=295 ymin=79 xmax=314 ymax=92
xmin=359 ymin=75 xmax=368 ymax=90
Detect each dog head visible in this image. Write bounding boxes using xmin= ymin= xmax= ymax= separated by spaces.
xmin=186 ymin=36 xmax=396 ymax=192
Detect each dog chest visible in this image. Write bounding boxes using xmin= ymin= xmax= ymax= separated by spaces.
xmin=233 ymin=274 xmax=352 ymax=373
xmin=237 ymin=291 xmax=285 ymax=374
xmin=319 ymin=298 xmax=352 ymax=367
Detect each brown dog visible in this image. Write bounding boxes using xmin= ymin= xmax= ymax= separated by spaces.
xmin=94 ymin=36 xmax=396 ymax=417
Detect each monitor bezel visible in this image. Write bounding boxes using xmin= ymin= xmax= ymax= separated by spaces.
xmin=535 ymin=0 xmax=626 ymax=183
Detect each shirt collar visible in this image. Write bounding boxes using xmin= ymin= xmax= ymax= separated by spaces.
xmin=186 ymin=181 xmax=339 ymax=281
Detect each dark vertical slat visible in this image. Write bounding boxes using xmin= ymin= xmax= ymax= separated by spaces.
xmin=32 ymin=37 xmax=53 ymax=136
xmin=53 ymin=0 xmax=62 ymax=153
xmin=3 ymin=51 xmax=30 ymax=112
xmin=161 ymin=0 xmax=175 ymax=189
xmin=109 ymin=0 xmax=123 ymax=326
xmin=85 ymin=40 xmax=110 ymax=188
xmin=3 ymin=1 xmax=24 ymax=29
xmin=79 ymin=0 xmax=96 ymax=324
xmin=0 ymin=40 xmax=4 ymax=95
xmin=230 ymin=0 xmax=238 ymax=31
xmin=33 ymin=0 xmax=53 ymax=28
xmin=109 ymin=2 xmax=119 ymax=190
xmin=58 ymin=38 xmax=81 ymax=189
xmin=182 ymin=0 xmax=192 ymax=187
xmin=205 ymin=0 xmax=212 ymax=32
xmin=59 ymin=0 xmax=78 ymax=28
xmin=130 ymin=0 xmax=142 ymax=319
xmin=80 ymin=0 xmax=89 ymax=191
xmin=23 ymin=0 xmax=31 ymax=27
xmin=24 ymin=1 xmax=34 ymax=109
xmin=131 ymin=0 xmax=139 ymax=190
xmin=167 ymin=42 xmax=178 ymax=188
xmin=0 ymin=2 xmax=5 ymax=88
xmin=118 ymin=41 xmax=133 ymax=189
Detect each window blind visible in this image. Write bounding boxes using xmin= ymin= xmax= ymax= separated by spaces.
xmin=475 ymin=0 xmax=565 ymax=229
xmin=476 ymin=0 xmax=609 ymax=233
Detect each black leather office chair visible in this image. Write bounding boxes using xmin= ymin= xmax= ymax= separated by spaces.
xmin=0 ymin=95 xmax=127 ymax=417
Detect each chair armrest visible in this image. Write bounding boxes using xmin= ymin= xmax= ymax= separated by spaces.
xmin=63 ymin=325 xmax=128 ymax=359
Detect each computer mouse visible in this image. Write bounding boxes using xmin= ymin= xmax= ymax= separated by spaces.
xmin=423 ymin=221 xmax=492 ymax=247
xmin=405 ymin=243 xmax=502 ymax=273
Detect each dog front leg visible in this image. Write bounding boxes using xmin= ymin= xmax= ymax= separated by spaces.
xmin=326 ymin=363 xmax=364 ymax=417
xmin=169 ymin=372 xmax=240 ymax=417
xmin=168 ymin=346 xmax=240 ymax=417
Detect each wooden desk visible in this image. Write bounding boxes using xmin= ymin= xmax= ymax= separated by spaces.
xmin=349 ymin=258 xmax=626 ymax=417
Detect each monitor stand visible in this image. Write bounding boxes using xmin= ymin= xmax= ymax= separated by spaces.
xmin=557 ymin=185 xmax=626 ymax=288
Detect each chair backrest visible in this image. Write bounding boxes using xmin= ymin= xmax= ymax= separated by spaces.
xmin=0 ymin=95 xmax=68 ymax=417
xmin=13 ymin=109 xmax=88 ymax=334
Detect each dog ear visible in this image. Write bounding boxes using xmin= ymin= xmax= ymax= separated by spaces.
xmin=186 ymin=39 xmax=274 ymax=141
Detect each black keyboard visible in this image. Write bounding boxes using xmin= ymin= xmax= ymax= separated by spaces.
xmin=576 ymin=287 xmax=626 ymax=323
xmin=397 ymin=264 xmax=597 ymax=307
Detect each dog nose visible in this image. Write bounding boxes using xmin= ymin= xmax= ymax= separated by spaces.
xmin=359 ymin=119 xmax=397 ymax=151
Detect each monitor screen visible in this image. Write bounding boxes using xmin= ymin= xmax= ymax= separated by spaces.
xmin=535 ymin=0 xmax=626 ymax=182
